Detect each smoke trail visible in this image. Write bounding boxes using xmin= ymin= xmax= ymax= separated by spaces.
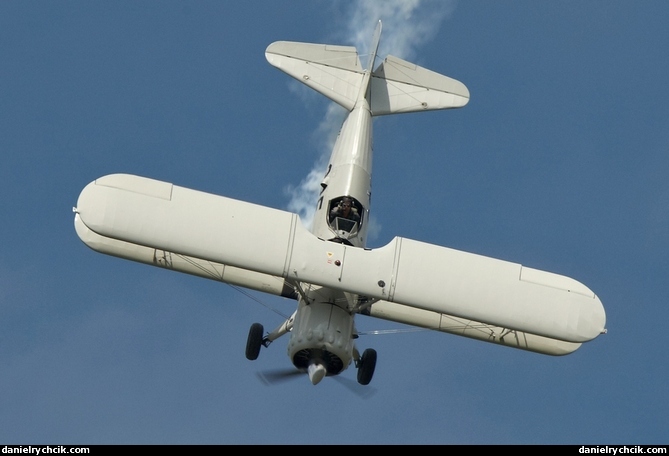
xmin=284 ymin=0 xmax=457 ymax=232
xmin=285 ymin=103 xmax=347 ymax=227
xmin=344 ymin=0 xmax=457 ymax=61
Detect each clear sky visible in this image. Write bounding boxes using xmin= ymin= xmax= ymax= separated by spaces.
xmin=1 ymin=0 xmax=667 ymax=445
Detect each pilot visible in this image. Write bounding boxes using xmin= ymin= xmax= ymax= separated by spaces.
xmin=329 ymin=197 xmax=360 ymax=223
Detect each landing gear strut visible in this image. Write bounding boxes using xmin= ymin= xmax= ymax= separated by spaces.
xmin=356 ymin=348 xmax=377 ymax=385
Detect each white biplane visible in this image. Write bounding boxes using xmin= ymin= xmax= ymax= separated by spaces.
xmin=73 ymin=22 xmax=606 ymax=386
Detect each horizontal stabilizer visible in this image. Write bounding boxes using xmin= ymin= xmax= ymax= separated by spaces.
xmin=266 ymin=41 xmax=469 ymax=115
xmin=370 ymin=54 xmax=470 ymax=115
xmin=266 ymin=41 xmax=364 ymax=111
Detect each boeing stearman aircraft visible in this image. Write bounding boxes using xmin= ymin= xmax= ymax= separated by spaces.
xmin=73 ymin=21 xmax=606 ymax=386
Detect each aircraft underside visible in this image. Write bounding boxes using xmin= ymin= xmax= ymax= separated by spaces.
xmin=245 ymin=283 xmax=377 ymax=385
xmin=72 ymin=20 xmax=605 ymax=388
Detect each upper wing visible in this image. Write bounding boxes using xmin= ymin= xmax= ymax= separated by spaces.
xmin=74 ymin=174 xmax=606 ymax=345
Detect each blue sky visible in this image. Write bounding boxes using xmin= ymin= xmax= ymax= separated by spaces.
xmin=1 ymin=0 xmax=667 ymax=444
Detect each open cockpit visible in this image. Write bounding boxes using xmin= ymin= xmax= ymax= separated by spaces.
xmin=326 ymin=196 xmax=364 ymax=245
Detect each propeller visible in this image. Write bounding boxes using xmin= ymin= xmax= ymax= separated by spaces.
xmin=255 ymin=368 xmax=377 ymax=398
xmin=255 ymin=368 xmax=304 ymax=385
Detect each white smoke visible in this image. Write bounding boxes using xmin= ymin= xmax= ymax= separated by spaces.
xmin=284 ymin=0 xmax=457 ymax=233
xmin=344 ymin=0 xmax=457 ymax=61
xmin=285 ymin=103 xmax=347 ymax=227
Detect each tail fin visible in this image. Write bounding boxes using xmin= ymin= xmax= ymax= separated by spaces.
xmin=265 ymin=21 xmax=469 ymax=114
xmin=357 ymin=20 xmax=382 ymax=103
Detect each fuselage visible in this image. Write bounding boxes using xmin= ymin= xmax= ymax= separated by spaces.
xmin=285 ymin=90 xmax=375 ymax=382
xmin=311 ymin=99 xmax=373 ymax=248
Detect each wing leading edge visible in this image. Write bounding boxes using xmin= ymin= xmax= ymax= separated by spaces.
xmin=74 ymin=174 xmax=606 ymax=347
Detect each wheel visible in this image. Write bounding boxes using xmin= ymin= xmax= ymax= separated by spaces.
xmin=357 ymin=348 xmax=377 ymax=385
xmin=245 ymin=323 xmax=264 ymax=360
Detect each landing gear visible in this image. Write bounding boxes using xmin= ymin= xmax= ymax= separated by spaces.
xmin=245 ymin=323 xmax=264 ymax=360
xmin=356 ymin=348 xmax=377 ymax=385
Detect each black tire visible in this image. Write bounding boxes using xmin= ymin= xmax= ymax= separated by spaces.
xmin=245 ymin=323 xmax=264 ymax=360
xmin=357 ymin=348 xmax=377 ymax=385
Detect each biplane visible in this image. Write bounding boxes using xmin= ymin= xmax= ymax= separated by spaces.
xmin=73 ymin=21 xmax=606 ymax=386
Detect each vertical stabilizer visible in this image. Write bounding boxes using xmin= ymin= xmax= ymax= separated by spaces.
xmin=357 ymin=20 xmax=383 ymax=103
xmin=366 ymin=20 xmax=383 ymax=72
